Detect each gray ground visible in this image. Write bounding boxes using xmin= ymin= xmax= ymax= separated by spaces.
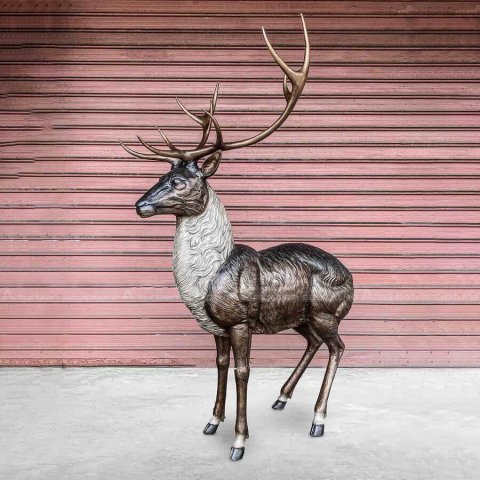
xmin=0 ymin=368 xmax=479 ymax=480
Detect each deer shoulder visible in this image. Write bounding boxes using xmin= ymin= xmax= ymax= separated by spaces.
xmin=205 ymin=244 xmax=261 ymax=331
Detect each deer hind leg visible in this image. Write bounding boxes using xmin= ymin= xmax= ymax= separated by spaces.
xmin=309 ymin=313 xmax=345 ymax=437
xmin=204 ymin=335 xmax=231 ymax=435
xmin=272 ymin=323 xmax=323 ymax=410
xmin=228 ymin=323 xmax=252 ymax=461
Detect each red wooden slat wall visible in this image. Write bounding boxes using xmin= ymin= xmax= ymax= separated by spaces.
xmin=1 ymin=1 xmax=480 ymax=367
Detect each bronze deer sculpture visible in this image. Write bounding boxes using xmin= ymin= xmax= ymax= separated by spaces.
xmin=121 ymin=15 xmax=354 ymax=461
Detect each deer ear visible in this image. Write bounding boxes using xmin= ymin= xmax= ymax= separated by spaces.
xmin=200 ymin=152 xmax=222 ymax=178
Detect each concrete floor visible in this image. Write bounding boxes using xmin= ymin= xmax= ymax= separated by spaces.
xmin=0 ymin=368 xmax=479 ymax=480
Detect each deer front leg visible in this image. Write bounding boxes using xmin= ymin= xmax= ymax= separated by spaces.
xmin=229 ymin=323 xmax=251 ymax=461
xmin=204 ymin=335 xmax=231 ymax=435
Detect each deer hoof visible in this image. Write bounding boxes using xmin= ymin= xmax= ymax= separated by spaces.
xmin=229 ymin=446 xmax=245 ymax=461
xmin=271 ymin=399 xmax=287 ymax=410
xmin=310 ymin=423 xmax=325 ymax=437
xmin=203 ymin=423 xmax=219 ymax=435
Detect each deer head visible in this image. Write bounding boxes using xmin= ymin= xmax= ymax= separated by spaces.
xmin=121 ymin=15 xmax=310 ymax=218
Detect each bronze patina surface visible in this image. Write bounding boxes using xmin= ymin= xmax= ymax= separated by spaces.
xmin=121 ymin=15 xmax=354 ymax=461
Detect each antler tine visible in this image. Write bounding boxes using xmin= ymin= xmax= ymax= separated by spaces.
xmin=196 ymin=103 xmax=214 ymax=148
xmin=267 ymin=12 xmax=310 ymax=100
xmin=202 ymin=109 xmax=224 ymax=149
xmin=176 ymin=97 xmax=202 ymax=125
xmin=300 ymin=13 xmax=310 ymax=75
xmin=120 ymin=140 xmax=178 ymax=165
xmin=282 ymin=74 xmax=291 ymax=102
xmin=262 ymin=26 xmax=298 ymax=83
xmin=211 ymin=81 xmax=219 ymax=112
xmin=156 ymin=127 xmax=181 ymax=152
xmin=137 ymin=135 xmax=167 ymax=155
xmin=199 ymin=82 xmax=219 ymax=147
xmin=175 ymin=82 xmax=220 ymax=149
xmin=134 ymin=135 xmax=184 ymax=160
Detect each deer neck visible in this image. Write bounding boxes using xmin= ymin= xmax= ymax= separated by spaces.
xmin=173 ymin=184 xmax=234 ymax=336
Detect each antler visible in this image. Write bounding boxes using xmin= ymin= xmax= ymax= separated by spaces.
xmin=121 ymin=14 xmax=310 ymax=164
xmin=119 ymin=83 xmax=219 ymax=165
xmin=222 ymin=13 xmax=310 ymax=151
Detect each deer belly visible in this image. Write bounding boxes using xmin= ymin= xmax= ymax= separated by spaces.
xmin=253 ymin=254 xmax=313 ymax=333
xmin=255 ymin=281 xmax=310 ymax=334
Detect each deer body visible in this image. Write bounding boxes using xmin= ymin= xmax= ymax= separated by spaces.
xmin=122 ymin=14 xmax=354 ymax=462
xmin=173 ymin=185 xmax=353 ymax=338
xmin=205 ymin=232 xmax=353 ymax=337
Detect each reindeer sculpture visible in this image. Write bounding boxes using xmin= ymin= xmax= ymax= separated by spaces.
xmin=121 ymin=15 xmax=353 ymax=461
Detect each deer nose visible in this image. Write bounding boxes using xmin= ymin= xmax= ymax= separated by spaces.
xmin=136 ymin=199 xmax=148 ymax=208
xmin=135 ymin=200 xmax=156 ymax=218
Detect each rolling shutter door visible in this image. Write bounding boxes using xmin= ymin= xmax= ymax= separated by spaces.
xmin=1 ymin=1 xmax=479 ymax=366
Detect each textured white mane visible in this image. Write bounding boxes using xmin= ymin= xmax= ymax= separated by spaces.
xmin=173 ymin=184 xmax=234 ymax=336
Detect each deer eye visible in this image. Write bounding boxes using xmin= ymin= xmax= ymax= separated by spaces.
xmin=172 ymin=178 xmax=186 ymax=190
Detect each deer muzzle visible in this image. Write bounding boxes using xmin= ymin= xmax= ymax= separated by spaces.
xmin=135 ymin=200 xmax=156 ymax=218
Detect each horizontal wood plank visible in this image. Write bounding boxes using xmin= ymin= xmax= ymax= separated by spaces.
xmin=4 ymin=113 xmax=480 ymax=130
xmin=1 ymin=286 xmax=479 ymax=304
xmin=2 ymin=271 xmax=479 ymax=287
xmin=1 ymin=334 xmax=479 ymax=352
xmin=1 ymin=303 xmax=479 ymax=320
xmin=23 ymin=82 xmax=480 ymax=101
xmin=3 ymin=224 xmax=480 ymax=241
xmin=2 ymin=193 xmax=479 ymax=209
xmin=3 ymin=207 xmax=480 ymax=224
xmin=1 ymin=318 xmax=477 ymax=335
xmin=1 ymin=239 xmax=477 ymax=256
xmin=3 ymin=145 xmax=480 ymax=160
xmin=2 ymin=349 xmax=479 ymax=368
xmin=3 ymin=14 xmax=480 ymax=31
xmin=3 ymin=64 xmax=480 ymax=80
xmin=4 ymin=31 xmax=480 ymax=48
xmin=3 ymin=176 xmax=480 ymax=192
xmin=3 ymin=1 xmax=480 ymax=16
xmin=3 ymin=47 xmax=480 ymax=64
